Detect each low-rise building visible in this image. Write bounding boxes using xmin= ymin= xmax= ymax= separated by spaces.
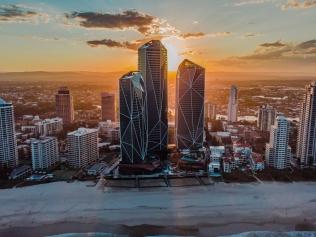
xmin=9 ymin=165 xmax=32 ymax=180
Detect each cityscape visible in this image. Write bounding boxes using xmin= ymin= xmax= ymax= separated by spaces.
xmin=0 ymin=0 xmax=316 ymax=237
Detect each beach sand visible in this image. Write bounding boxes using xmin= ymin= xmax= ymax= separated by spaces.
xmin=0 ymin=181 xmax=316 ymax=236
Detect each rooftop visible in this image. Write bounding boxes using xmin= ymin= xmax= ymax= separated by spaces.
xmin=68 ymin=127 xmax=98 ymax=136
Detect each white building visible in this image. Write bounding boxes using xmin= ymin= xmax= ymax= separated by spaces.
xmin=34 ymin=117 xmax=63 ymax=136
xmin=0 ymin=98 xmax=18 ymax=168
xmin=297 ymin=82 xmax=316 ymax=168
xmin=98 ymin=120 xmax=120 ymax=143
xmin=265 ymin=115 xmax=291 ymax=169
xmin=227 ymin=85 xmax=238 ymax=122
xmin=257 ymin=105 xmax=276 ymax=132
xmin=31 ymin=137 xmax=59 ymax=170
xmin=210 ymin=146 xmax=225 ymax=162
xmin=67 ymin=128 xmax=99 ymax=169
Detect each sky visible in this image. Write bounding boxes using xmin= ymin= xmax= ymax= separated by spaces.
xmin=0 ymin=0 xmax=315 ymax=73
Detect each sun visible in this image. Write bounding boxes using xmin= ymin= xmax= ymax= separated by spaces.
xmin=161 ymin=37 xmax=184 ymax=71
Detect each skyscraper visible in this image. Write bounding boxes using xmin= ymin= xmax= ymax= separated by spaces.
xmin=265 ymin=114 xmax=291 ymax=169
xmin=55 ymin=87 xmax=74 ymax=124
xmin=257 ymin=105 xmax=276 ymax=132
xmin=31 ymin=137 xmax=59 ymax=170
xmin=67 ymin=128 xmax=98 ymax=169
xmin=205 ymin=103 xmax=217 ymax=120
xmin=175 ymin=59 xmax=205 ymax=150
xmin=0 ymin=98 xmax=18 ymax=168
xmin=297 ymin=82 xmax=316 ymax=167
xmin=119 ymin=71 xmax=147 ymax=164
xmin=138 ymin=40 xmax=168 ymax=154
xmin=227 ymin=85 xmax=238 ymax=122
xmin=101 ymin=92 xmax=115 ymax=122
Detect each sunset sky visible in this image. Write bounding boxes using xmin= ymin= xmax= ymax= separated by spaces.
xmin=0 ymin=0 xmax=315 ymax=73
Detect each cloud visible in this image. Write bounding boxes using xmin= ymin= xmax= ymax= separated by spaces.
xmin=282 ymin=0 xmax=316 ymax=10
xmin=209 ymin=39 xmax=316 ymax=71
xmin=260 ymin=41 xmax=287 ymax=47
xmin=179 ymin=32 xmax=205 ymax=39
xmin=178 ymin=31 xmax=231 ymax=39
xmin=86 ymin=37 xmax=162 ymax=50
xmin=65 ymin=10 xmax=165 ymax=35
xmin=244 ymin=33 xmax=262 ymax=38
xmin=0 ymin=4 xmax=38 ymax=21
xmin=238 ymin=39 xmax=316 ymax=60
xmin=234 ymin=0 xmax=268 ymax=6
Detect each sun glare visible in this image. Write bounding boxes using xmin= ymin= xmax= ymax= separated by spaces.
xmin=161 ymin=37 xmax=184 ymax=71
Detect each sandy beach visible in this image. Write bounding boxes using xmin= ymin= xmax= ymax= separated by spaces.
xmin=0 ymin=181 xmax=316 ymax=236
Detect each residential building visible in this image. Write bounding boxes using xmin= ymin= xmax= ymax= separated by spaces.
xmin=101 ymin=92 xmax=115 ymax=122
xmin=67 ymin=128 xmax=99 ymax=169
xmin=55 ymin=87 xmax=74 ymax=124
xmin=0 ymin=98 xmax=18 ymax=168
xmin=297 ymin=82 xmax=316 ymax=167
xmin=265 ymin=115 xmax=291 ymax=169
xmin=34 ymin=117 xmax=63 ymax=136
xmin=205 ymin=103 xmax=217 ymax=120
xmin=31 ymin=137 xmax=59 ymax=170
xmin=257 ymin=105 xmax=276 ymax=132
xmin=227 ymin=85 xmax=238 ymax=122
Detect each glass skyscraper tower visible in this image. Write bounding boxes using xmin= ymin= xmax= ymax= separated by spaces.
xmin=175 ymin=59 xmax=205 ymax=150
xmin=119 ymin=71 xmax=147 ymax=164
xmin=138 ymin=40 xmax=168 ymax=155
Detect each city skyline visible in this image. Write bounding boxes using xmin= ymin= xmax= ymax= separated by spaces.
xmin=0 ymin=0 xmax=315 ymax=74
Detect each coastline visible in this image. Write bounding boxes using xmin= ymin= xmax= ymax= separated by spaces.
xmin=1 ymin=181 xmax=316 ymax=236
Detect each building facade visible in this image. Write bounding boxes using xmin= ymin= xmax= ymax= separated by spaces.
xmin=119 ymin=71 xmax=147 ymax=164
xmin=175 ymin=59 xmax=205 ymax=150
xmin=0 ymin=98 xmax=18 ymax=168
xmin=265 ymin=115 xmax=291 ymax=169
xmin=31 ymin=137 xmax=59 ymax=170
xmin=227 ymin=85 xmax=238 ymax=122
xmin=55 ymin=87 xmax=74 ymax=124
xmin=297 ymin=82 xmax=316 ymax=167
xmin=257 ymin=105 xmax=276 ymax=132
xmin=207 ymin=103 xmax=217 ymax=120
xmin=67 ymin=128 xmax=98 ymax=169
xmin=138 ymin=40 xmax=168 ymax=154
xmin=34 ymin=117 xmax=63 ymax=136
xmin=101 ymin=92 xmax=115 ymax=122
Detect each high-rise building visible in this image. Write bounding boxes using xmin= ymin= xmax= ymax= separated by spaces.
xmin=227 ymin=85 xmax=238 ymax=122
xmin=175 ymin=59 xmax=205 ymax=150
xmin=138 ymin=40 xmax=168 ymax=154
xmin=55 ymin=87 xmax=74 ymax=124
xmin=265 ymin=115 xmax=291 ymax=169
xmin=257 ymin=105 xmax=276 ymax=132
xmin=297 ymin=82 xmax=316 ymax=167
xmin=119 ymin=71 xmax=147 ymax=164
xmin=34 ymin=117 xmax=63 ymax=136
xmin=101 ymin=92 xmax=115 ymax=122
xmin=205 ymin=103 xmax=217 ymax=120
xmin=0 ymin=98 xmax=18 ymax=168
xmin=31 ymin=137 xmax=59 ymax=170
xmin=67 ymin=128 xmax=98 ymax=169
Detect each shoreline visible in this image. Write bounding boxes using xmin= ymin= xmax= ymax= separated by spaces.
xmin=1 ymin=181 xmax=316 ymax=236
